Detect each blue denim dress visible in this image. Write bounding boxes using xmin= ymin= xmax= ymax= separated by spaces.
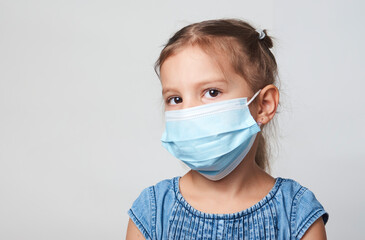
xmin=128 ymin=177 xmax=328 ymax=240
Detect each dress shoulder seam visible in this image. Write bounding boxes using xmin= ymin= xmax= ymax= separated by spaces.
xmin=290 ymin=186 xmax=307 ymax=238
xmin=150 ymin=185 xmax=157 ymax=239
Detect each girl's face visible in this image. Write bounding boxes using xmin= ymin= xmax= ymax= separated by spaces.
xmin=160 ymin=45 xmax=256 ymax=112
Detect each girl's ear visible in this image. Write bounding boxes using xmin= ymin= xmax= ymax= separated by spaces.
xmin=256 ymin=84 xmax=279 ymax=125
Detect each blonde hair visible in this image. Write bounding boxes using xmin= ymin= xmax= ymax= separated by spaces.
xmin=154 ymin=18 xmax=279 ymax=171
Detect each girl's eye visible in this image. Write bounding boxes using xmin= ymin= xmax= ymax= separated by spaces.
xmin=204 ymin=89 xmax=221 ymax=98
xmin=167 ymin=96 xmax=183 ymax=105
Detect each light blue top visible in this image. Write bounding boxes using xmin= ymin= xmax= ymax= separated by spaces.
xmin=128 ymin=177 xmax=328 ymax=240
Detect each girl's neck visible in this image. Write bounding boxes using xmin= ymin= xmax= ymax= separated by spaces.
xmin=190 ymin=161 xmax=267 ymax=196
xmin=179 ymin=139 xmax=275 ymax=213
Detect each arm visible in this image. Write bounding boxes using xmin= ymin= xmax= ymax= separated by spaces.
xmin=301 ymin=217 xmax=327 ymax=240
xmin=126 ymin=218 xmax=146 ymax=240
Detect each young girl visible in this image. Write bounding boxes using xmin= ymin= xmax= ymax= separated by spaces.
xmin=126 ymin=18 xmax=328 ymax=240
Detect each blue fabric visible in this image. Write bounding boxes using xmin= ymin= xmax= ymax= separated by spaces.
xmin=128 ymin=177 xmax=328 ymax=240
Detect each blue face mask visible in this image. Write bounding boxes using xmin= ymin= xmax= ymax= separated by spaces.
xmin=161 ymin=90 xmax=261 ymax=181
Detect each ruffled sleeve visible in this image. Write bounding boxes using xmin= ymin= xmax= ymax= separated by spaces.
xmin=291 ymin=187 xmax=329 ymax=239
xmin=128 ymin=186 xmax=156 ymax=240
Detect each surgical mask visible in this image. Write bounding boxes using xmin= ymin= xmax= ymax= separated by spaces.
xmin=161 ymin=90 xmax=261 ymax=181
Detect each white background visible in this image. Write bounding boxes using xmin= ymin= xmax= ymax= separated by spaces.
xmin=0 ymin=0 xmax=364 ymax=239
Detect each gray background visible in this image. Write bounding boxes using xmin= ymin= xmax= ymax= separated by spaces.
xmin=0 ymin=0 xmax=364 ymax=239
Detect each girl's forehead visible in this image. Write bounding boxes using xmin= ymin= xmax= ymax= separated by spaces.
xmin=160 ymin=45 xmax=233 ymax=83
xmin=160 ymin=45 xmax=252 ymax=96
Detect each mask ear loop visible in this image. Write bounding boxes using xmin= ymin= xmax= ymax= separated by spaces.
xmin=246 ymin=89 xmax=261 ymax=106
xmin=246 ymin=89 xmax=263 ymax=126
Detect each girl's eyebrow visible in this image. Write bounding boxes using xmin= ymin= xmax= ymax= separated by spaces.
xmin=162 ymin=88 xmax=175 ymax=96
xmin=195 ymin=78 xmax=228 ymax=88
xmin=162 ymin=78 xmax=228 ymax=95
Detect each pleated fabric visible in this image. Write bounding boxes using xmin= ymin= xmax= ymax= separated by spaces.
xmin=128 ymin=176 xmax=329 ymax=240
xmin=167 ymin=177 xmax=281 ymax=240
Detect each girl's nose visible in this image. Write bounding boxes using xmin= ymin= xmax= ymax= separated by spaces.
xmin=182 ymin=97 xmax=201 ymax=109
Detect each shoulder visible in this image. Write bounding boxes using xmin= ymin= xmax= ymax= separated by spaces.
xmin=274 ymin=177 xmax=329 ymax=239
xmin=127 ymin=177 xmax=178 ymax=240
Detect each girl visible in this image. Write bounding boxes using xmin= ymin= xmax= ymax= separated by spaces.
xmin=126 ymin=18 xmax=328 ymax=239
